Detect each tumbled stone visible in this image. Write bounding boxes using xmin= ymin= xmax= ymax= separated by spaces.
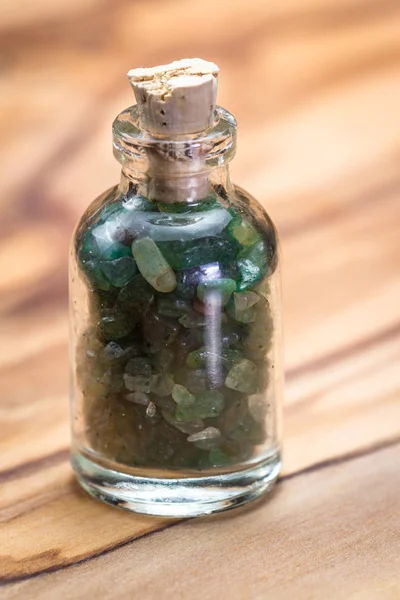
xmin=100 ymin=257 xmax=136 ymax=288
xmin=172 ymin=384 xmax=196 ymax=406
xmin=157 ymin=295 xmax=191 ymax=317
xmin=150 ymin=373 xmax=175 ymax=397
xmin=228 ymin=218 xmax=261 ymax=247
xmin=185 ymin=369 xmax=208 ymax=393
xmin=152 ymin=348 xmax=174 ymax=373
xmin=124 ymin=373 xmax=152 ymax=393
xmin=197 ymin=278 xmax=236 ymax=306
xmin=161 ymin=410 xmax=205 ymax=434
xmin=175 ymin=390 xmax=224 ymax=422
xmin=82 ymin=260 xmax=113 ymax=291
xmin=236 ymin=258 xmax=262 ymax=292
xmin=208 ymin=448 xmax=232 ymax=467
xmin=125 ymin=392 xmax=150 ymax=406
xmin=225 ymin=359 xmax=258 ymax=394
xmin=234 ymin=291 xmax=260 ymax=311
xmin=117 ymin=274 xmax=154 ymax=312
xmin=176 ymin=262 xmax=222 ymax=299
xmin=98 ymin=310 xmax=135 ymax=340
xmin=101 ymin=341 xmax=126 ymax=361
xmin=146 ymin=401 xmax=157 ymax=417
xmin=179 ymin=312 xmax=205 ymax=328
xmin=226 ymin=298 xmax=256 ymax=324
xmin=125 ymin=357 xmax=152 ymax=377
xmin=156 ymin=234 xmax=238 ymax=271
xmin=248 ymin=393 xmax=267 ymax=423
xmin=236 ymin=240 xmax=268 ymax=291
xmin=187 ymin=427 xmax=222 ymax=449
xmin=186 ymin=347 xmax=242 ymax=369
xmin=132 ymin=237 xmax=176 ymax=293
xmin=187 ymin=427 xmax=221 ymax=443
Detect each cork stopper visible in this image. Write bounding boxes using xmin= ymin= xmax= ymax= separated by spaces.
xmin=128 ymin=58 xmax=219 ymax=135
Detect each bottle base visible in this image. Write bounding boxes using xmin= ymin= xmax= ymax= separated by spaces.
xmin=72 ymin=451 xmax=281 ymax=517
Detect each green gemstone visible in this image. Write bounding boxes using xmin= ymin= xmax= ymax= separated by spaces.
xmin=132 ymin=237 xmax=177 ymax=293
xmin=197 ymin=278 xmax=236 ymax=306
xmin=226 ymin=297 xmax=256 ymax=324
xmin=117 ymin=274 xmax=155 ymax=312
xmin=79 ymin=229 xmax=99 ymax=263
xmin=98 ymin=310 xmax=135 ymax=340
xmin=236 ymin=258 xmax=262 ymax=291
xmin=81 ymin=260 xmax=113 ymax=291
xmin=175 ymin=390 xmax=224 ymax=422
xmin=156 ymin=234 xmax=239 ymax=271
xmin=125 ymin=357 xmax=152 ymax=377
xmin=157 ymin=295 xmax=191 ymax=317
xmin=234 ymin=291 xmax=260 ymax=310
xmin=225 ymin=358 xmax=258 ymax=394
xmin=186 ymin=347 xmax=242 ymax=369
xmin=228 ymin=218 xmax=261 ymax=247
xmin=172 ymin=384 xmax=196 ymax=406
xmin=97 ymin=201 xmax=124 ymax=223
xmin=153 ymin=348 xmax=174 ymax=373
xmin=124 ymin=373 xmax=153 ymax=393
xmin=179 ymin=312 xmax=205 ymax=328
xmin=150 ymin=374 xmax=175 ymax=397
xmin=209 ymin=448 xmax=233 ymax=467
xmin=100 ymin=257 xmax=136 ymax=288
xmin=100 ymin=241 xmax=132 ymax=261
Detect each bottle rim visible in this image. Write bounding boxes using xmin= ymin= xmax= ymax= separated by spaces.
xmin=112 ymin=105 xmax=237 ymax=174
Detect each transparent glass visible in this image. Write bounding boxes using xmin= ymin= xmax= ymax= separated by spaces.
xmin=69 ymin=106 xmax=283 ymax=516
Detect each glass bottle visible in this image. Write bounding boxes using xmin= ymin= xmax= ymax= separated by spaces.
xmin=69 ymin=59 xmax=283 ymax=517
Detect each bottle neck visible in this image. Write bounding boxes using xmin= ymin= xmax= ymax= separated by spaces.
xmin=119 ymin=164 xmax=232 ymax=204
xmin=113 ymin=105 xmax=237 ymax=204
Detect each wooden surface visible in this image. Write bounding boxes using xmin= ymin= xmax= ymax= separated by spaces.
xmin=1 ymin=0 xmax=400 ymax=597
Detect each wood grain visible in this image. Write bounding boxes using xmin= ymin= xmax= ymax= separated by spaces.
xmin=1 ymin=0 xmax=399 ymax=596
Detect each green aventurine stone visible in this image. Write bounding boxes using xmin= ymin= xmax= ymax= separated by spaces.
xmin=228 ymin=219 xmax=261 ymax=247
xmin=175 ymin=390 xmax=225 ymax=422
xmin=236 ymin=259 xmax=262 ymax=292
xmin=153 ymin=348 xmax=174 ymax=373
xmin=186 ymin=347 xmax=242 ymax=368
xmin=226 ymin=298 xmax=256 ymax=324
xmin=98 ymin=310 xmax=135 ymax=340
xmin=156 ymin=235 xmax=238 ymax=271
xmin=117 ymin=274 xmax=154 ymax=311
xmin=197 ymin=278 xmax=236 ymax=306
xmin=97 ymin=240 xmax=132 ymax=261
xmin=124 ymin=373 xmax=152 ymax=393
xmin=132 ymin=237 xmax=177 ymax=293
xmin=236 ymin=240 xmax=268 ymax=291
xmin=179 ymin=312 xmax=205 ymax=328
xmin=125 ymin=357 xmax=152 ymax=377
xmin=150 ymin=374 xmax=175 ymax=397
xmin=172 ymin=384 xmax=196 ymax=406
xmin=225 ymin=359 xmax=258 ymax=394
xmin=82 ymin=260 xmax=112 ymax=291
xmin=209 ymin=448 xmax=233 ymax=467
xmin=100 ymin=257 xmax=136 ymax=287
xmin=157 ymin=295 xmax=191 ymax=317
xmin=234 ymin=291 xmax=260 ymax=311
xmin=79 ymin=230 xmax=98 ymax=262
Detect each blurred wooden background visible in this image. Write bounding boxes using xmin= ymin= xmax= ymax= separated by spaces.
xmin=1 ymin=0 xmax=400 ymax=597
